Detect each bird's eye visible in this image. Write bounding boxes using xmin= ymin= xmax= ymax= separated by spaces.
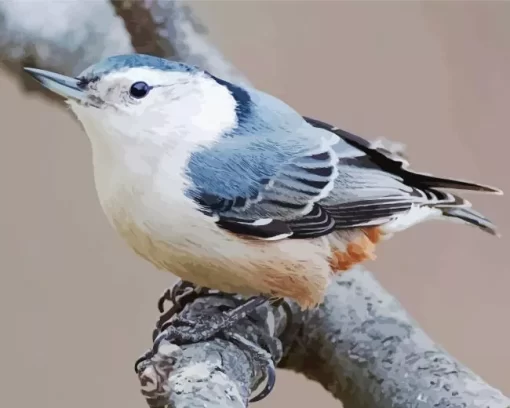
xmin=129 ymin=81 xmax=151 ymax=98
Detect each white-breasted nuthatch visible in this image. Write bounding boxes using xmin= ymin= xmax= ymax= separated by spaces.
xmin=25 ymin=53 xmax=502 ymax=349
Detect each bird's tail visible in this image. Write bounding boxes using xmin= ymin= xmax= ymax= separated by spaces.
xmin=406 ymin=172 xmax=502 ymax=236
xmin=440 ymin=205 xmax=500 ymax=237
xmin=403 ymin=171 xmax=503 ymax=195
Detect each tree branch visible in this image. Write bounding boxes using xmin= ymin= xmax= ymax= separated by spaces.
xmin=281 ymin=268 xmax=510 ymax=408
xmin=1 ymin=0 xmax=508 ymax=407
xmin=142 ymin=339 xmax=252 ymax=408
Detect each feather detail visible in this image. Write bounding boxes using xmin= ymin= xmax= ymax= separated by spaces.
xmin=187 ymin=107 xmax=501 ymax=241
xmin=304 ymin=117 xmax=502 ymax=236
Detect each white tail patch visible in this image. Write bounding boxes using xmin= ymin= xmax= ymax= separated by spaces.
xmin=381 ymin=205 xmax=442 ymax=234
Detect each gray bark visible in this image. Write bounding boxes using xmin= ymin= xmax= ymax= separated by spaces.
xmin=1 ymin=0 xmax=508 ymax=407
xmin=281 ymin=268 xmax=510 ymax=408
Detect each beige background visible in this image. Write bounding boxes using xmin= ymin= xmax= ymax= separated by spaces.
xmin=1 ymin=1 xmax=509 ymax=407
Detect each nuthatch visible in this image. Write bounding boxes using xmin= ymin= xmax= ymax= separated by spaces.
xmin=25 ymin=53 xmax=502 ymax=369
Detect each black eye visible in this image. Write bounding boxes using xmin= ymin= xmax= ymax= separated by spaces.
xmin=129 ymin=81 xmax=151 ymax=98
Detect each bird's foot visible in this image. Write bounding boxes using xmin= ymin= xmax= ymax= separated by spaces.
xmin=152 ymin=281 xmax=212 ymax=340
xmin=135 ymin=295 xmax=269 ymax=374
xmin=137 ymin=283 xmax=285 ymax=402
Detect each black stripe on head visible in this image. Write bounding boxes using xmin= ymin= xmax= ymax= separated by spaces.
xmin=206 ymin=72 xmax=252 ymax=125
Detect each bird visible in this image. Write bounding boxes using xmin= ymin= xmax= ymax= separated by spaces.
xmin=24 ymin=53 xmax=502 ymax=361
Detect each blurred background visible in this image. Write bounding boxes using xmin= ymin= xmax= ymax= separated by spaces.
xmin=0 ymin=1 xmax=509 ymax=407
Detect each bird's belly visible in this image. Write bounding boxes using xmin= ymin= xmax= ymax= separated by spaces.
xmin=106 ymin=198 xmax=333 ymax=308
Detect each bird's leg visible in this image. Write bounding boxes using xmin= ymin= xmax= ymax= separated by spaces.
xmin=135 ymin=295 xmax=270 ymax=373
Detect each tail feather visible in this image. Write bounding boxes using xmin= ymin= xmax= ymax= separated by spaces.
xmin=403 ymin=171 xmax=503 ymax=195
xmin=415 ymin=177 xmax=501 ymax=236
xmin=441 ymin=206 xmax=500 ymax=237
xmin=325 ymin=121 xmax=503 ymax=195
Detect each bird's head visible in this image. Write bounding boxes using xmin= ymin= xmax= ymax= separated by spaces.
xmin=25 ymin=54 xmax=247 ymax=150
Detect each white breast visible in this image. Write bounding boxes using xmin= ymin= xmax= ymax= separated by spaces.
xmin=92 ymin=138 xmax=211 ymax=251
xmin=84 ymin=129 xmax=333 ymax=308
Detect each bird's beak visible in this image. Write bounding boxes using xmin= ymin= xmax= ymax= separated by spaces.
xmin=24 ymin=67 xmax=86 ymax=102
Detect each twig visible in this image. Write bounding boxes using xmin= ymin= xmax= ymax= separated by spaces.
xmin=1 ymin=0 xmax=508 ymax=407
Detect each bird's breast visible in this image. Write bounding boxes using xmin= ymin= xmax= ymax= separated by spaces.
xmin=97 ymin=174 xmax=332 ymax=307
xmin=88 ymin=146 xmax=333 ymax=307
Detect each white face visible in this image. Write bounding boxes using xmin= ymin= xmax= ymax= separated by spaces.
xmin=68 ymin=67 xmax=238 ymax=150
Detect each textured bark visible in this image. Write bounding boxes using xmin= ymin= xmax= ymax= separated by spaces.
xmin=281 ymin=268 xmax=510 ymax=408
xmin=1 ymin=0 xmax=508 ymax=407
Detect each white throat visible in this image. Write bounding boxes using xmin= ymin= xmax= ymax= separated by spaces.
xmin=70 ymin=106 xmax=193 ymax=216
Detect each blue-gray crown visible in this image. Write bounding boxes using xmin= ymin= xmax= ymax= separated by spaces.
xmin=77 ymin=54 xmax=200 ymax=83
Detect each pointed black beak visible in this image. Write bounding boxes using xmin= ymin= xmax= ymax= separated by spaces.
xmin=24 ymin=67 xmax=86 ymax=102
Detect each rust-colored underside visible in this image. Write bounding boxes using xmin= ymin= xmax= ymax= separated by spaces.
xmin=329 ymin=227 xmax=383 ymax=271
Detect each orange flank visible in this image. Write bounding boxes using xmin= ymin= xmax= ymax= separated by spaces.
xmin=329 ymin=227 xmax=382 ymax=272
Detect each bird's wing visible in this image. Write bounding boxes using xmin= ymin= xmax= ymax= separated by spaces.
xmin=304 ymin=117 xmax=501 ymax=230
xmin=185 ymin=116 xmax=345 ymax=240
xmin=185 ymin=101 xmax=500 ymax=242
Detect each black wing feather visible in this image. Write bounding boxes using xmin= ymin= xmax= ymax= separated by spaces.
xmin=303 ymin=116 xmax=501 ymax=194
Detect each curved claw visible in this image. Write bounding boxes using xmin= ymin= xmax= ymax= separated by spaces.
xmin=153 ymin=282 xmax=203 ymax=337
xmin=249 ymin=358 xmax=276 ymax=403
xmin=171 ymin=281 xmax=196 ymax=307
xmin=248 ymin=299 xmax=296 ymax=402
xmin=157 ymin=280 xmax=197 ymax=315
xmin=246 ymin=329 xmax=280 ymax=402
xmin=135 ymin=327 xmax=179 ymax=374
xmin=134 ymin=348 xmax=153 ymax=374
xmin=157 ymin=288 xmax=173 ymax=313
xmin=225 ymin=331 xmax=278 ymax=403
